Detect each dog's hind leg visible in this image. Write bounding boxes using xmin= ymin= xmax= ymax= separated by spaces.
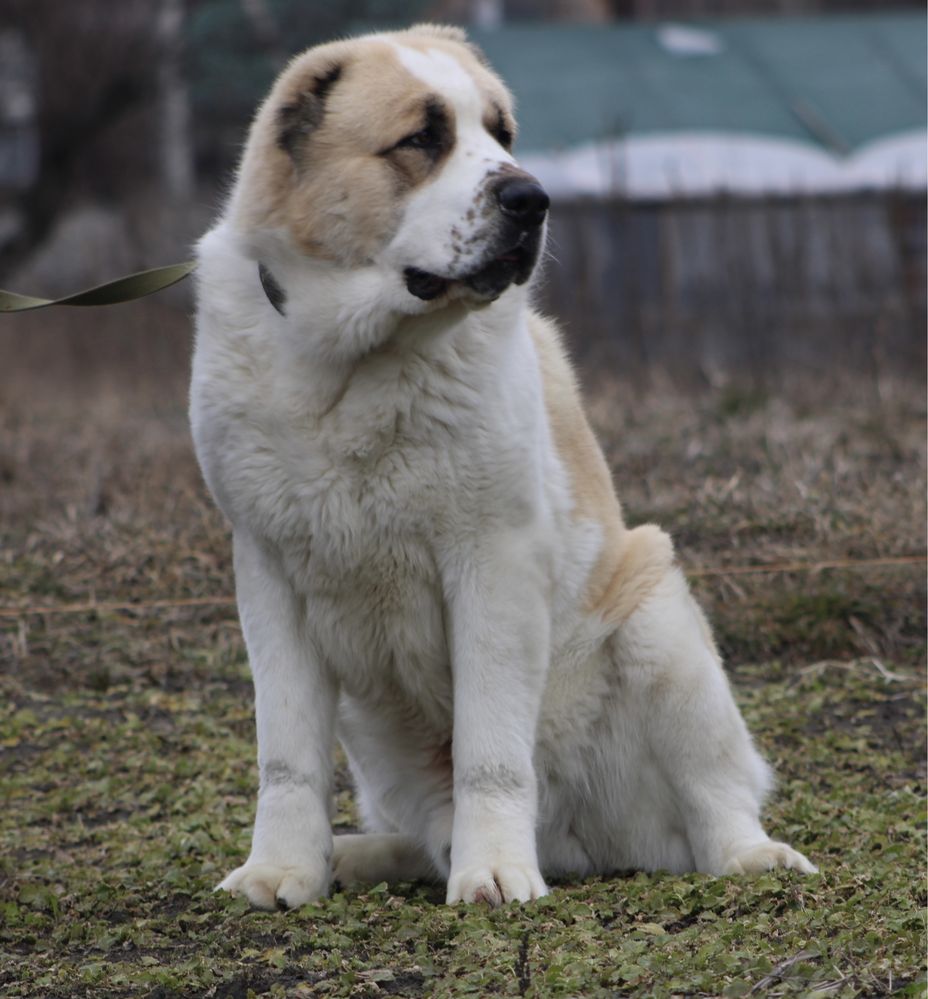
xmin=610 ymin=559 xmax=816 ymax=876
xmin=332 ymin=833 xmax=438 ymax=887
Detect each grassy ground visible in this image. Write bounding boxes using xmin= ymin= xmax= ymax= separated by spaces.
xmin=1 ymin=306 xmax=925 ymax=997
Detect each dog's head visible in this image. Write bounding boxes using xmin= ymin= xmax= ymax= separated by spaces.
xmin=232 ymin=24 xmax=548 ymax=308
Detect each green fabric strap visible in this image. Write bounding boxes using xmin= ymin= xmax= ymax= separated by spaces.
xmin=0 ymin=261 xmax=197 ymax=312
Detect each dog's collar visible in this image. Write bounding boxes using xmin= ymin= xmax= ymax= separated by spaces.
xmin=258 ymin=263 xmax=286 ymax=315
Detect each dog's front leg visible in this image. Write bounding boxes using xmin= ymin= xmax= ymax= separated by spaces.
xmin=218 ymin=531 xmax=336 ymax=910
xmin=444 ymin=532 xmax=550 ymax=906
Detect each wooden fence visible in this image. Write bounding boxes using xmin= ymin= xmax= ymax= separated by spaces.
xmin=539 ymin=190 xmax=926 ymax=381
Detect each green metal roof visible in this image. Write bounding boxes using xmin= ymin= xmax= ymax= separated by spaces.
xmin=470 ymin=11 xmax=927 ymax=154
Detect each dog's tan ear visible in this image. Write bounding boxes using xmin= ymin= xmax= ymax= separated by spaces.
xmin=276 ymin=63 xmax=342 ymax=159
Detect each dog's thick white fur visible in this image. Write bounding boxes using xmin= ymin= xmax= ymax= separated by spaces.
xmin=190 ymin=24 xmax=815 ymax=910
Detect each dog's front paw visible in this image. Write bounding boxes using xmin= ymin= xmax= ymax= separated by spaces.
xmin=446 ymin=863 xmax=548 ymax=906
xmin=722 ymin=840 xmax=817 ymax=876
xmin=218 ymin=861 xmax=330 ymax=910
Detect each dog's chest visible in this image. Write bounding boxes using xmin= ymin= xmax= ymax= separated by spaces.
xmin=267 ymin=419 xmax=458 ymax=719
xmin=305 ymin=531 xmax=451 ymax=719
xmin=199 ymin=335 xmax=506 ymax=721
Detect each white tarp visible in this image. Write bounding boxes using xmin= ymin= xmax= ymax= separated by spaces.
xmin=520 ymin=129 xmax=928 ymax=200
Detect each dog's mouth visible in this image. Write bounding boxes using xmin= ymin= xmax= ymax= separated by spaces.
xmin=404 ymin=236 xmax=540 ymax=303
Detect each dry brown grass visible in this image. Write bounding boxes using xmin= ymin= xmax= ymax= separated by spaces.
xmin=1 ymin=303 xmax=925 ymax=694
xmin=584 ymin=368 xmax=926 ymax=674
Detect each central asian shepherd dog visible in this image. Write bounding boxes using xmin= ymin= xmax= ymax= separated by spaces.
xmin=189 ymin=24 xmax=816 ymax=910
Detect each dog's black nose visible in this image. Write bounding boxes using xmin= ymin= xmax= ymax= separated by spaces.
xmin=496 ymin=179 xmax=549 ymax=228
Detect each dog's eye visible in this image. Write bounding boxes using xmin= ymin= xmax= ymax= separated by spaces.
xmin=383 ymin=100 xmax=449 ymax=159
xmin=395 ymin=126 xmax=438 ymax=151
xmin=487 ymin=107 xmax=514 ymax=151
xmin=494 ymin=123 xmax=514 ymax=151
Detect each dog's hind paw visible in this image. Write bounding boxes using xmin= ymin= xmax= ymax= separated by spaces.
xmin=217 ymin=861 xmax=330 ymax=910
xmin=722 ymin=841 xmax=817 ymax=876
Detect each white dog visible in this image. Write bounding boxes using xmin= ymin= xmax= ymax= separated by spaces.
xmin=190 ymin=24 xmax=815 ymax=910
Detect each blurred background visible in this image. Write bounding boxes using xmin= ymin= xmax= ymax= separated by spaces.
xmin=0 ymin=1 xmax=925 ymax=692
xmin=0 ymin=0 xmax=925 ymax=379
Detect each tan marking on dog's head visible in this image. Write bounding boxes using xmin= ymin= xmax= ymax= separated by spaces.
xmin=527 ymin=313 xmax=676 ymax=625
xmin=230 ymin=25 xmax=516 ymax=267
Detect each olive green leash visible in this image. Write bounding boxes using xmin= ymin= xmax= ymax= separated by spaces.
xmin=0 ymin=261 xmax=197 ymax=312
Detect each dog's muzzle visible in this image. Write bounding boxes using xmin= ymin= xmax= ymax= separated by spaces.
xmin=405 ymin=177 xmax=549 ymax=302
